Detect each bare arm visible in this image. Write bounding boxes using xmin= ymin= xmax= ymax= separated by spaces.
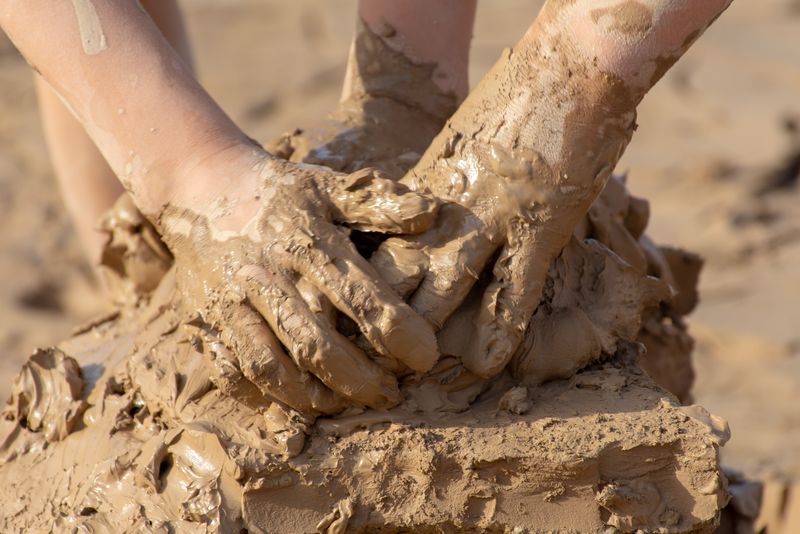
xmin=1 ymin=0 xmax=244 ymax=217
xmin=351 ymin=0 xmax=476 ymax=106
xmin=34 ymin=0 xmax=193 ymax=265
xmin=373 ymin=0 xmax=734 ymax=378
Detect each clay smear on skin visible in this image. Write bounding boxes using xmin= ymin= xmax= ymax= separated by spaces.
xmin=70 ymin=0 xmax=107 ymax=56
xmin=342 ymin=20 xmax=459 ymax=122
xmin=590 ymin=0 xmax=654 ymax=37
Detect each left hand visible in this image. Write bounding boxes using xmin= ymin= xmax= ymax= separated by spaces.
xmin=161 ymin=145 xmax=440 ymax=414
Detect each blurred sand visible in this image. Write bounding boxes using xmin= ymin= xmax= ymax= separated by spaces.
xmin=0 ymin=0 xmax=798 ymax=489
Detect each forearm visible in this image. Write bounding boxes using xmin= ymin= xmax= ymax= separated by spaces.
xmin=370 ymin=0 xmax=733 ymax=377
xmin=1 ymin=0 xmax=249 ymax=216
xmin=357 ymin=0 xmax=476 ymax=99
xmin=36 ymin=75 xmax=124 ymax=262
xmin=413 ymin=0 xmax=732 ymax=217
xmin=527 ymin=0 xmax=732 ymax=104
xmin=344 ymin=0 xmax=477 ymax=120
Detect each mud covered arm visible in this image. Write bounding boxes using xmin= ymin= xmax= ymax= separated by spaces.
xmin=373 ymin=0 xmax=733 ymax=378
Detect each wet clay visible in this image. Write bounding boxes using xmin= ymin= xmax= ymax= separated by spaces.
xmin=0 ymin=298 xmax=728 ymax=532
xmin=98 ymin=193 xmax=173 ymax=305
xmin=340 ymin=19 xmax=459 ymax=124
xmin=591 ymin=1 xmax=654 ymax=37
xmin=2 ymin=347 xmax=86 ymax=444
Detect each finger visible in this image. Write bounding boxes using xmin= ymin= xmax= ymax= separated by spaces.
xmin=237 ymin=266 xmax=403 ymax=409
xmin=328 ymin=167 xmax=438 ymax=234
xmin=463 ymin=220 xmax=549 ymax=378
xmin=295 ymin=277 xmax=336 ymax=325
xmin=281 ymin=222 xmax=439 ymax=373
xmin=294 ymin=278 xmax=408 ymax=375
xmin=407 ymin=205 xmax=502 ymax=329
xmin=370 ymin=236 xmax=428 ymax=299
xmin=219 ymin=302 xmax=344 ymax=416
xmin=296 ymin=279 xmax=391 ymax=373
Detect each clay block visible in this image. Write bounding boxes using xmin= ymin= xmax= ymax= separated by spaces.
xmin=243 ymin=365 xmax=729 ymax=533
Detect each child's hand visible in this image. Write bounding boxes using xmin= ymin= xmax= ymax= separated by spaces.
xmin=159 ymin=146 xmax=439 ymax=414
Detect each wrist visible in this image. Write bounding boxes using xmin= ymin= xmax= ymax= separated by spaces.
xmin=149 ymin=139 xmax=267 ymax=220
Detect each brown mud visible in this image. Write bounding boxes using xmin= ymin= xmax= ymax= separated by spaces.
xmin=0 ymin=164 xmax=724 ymax=531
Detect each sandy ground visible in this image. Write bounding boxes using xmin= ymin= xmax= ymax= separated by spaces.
xmin=0 ymin=0 xmax=798 ymax=492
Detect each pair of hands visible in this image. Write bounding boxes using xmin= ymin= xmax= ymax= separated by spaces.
xmin=161 ymin=117 xmax=543 ymax=416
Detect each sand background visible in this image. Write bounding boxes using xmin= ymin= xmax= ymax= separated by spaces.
xmin=1 ymin=0 xmax=798 ymax=488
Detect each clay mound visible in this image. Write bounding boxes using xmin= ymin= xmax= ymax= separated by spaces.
xmin=0 ymin=308 xmax=728 ymax=532
xmin=247 ymin=367 xmax=728 ymax=533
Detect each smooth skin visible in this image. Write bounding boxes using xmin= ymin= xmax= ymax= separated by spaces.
xmin=34 ymin=0 xmax=192 ymax=264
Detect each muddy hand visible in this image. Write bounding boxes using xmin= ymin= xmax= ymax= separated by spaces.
xmin=372 ymin=0 xmax=733 ymax=379
xmin=160 ymin=147 xmax=439 ymax=414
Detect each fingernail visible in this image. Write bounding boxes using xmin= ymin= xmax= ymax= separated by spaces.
xmin=465 ymin=329 xmax=513 ymax=379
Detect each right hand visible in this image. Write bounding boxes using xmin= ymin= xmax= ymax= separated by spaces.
xmin=160 ymin=144 xmax=440 ymax=415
